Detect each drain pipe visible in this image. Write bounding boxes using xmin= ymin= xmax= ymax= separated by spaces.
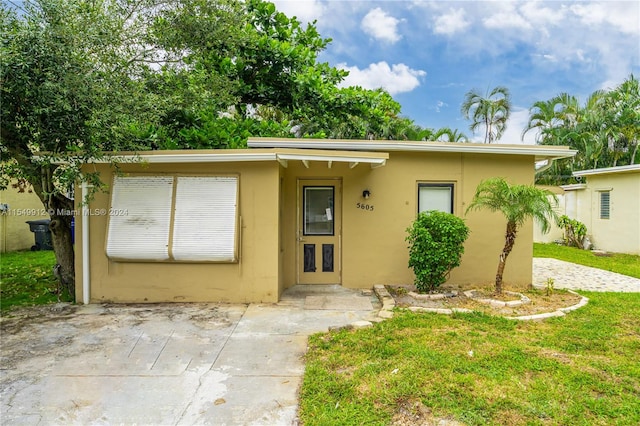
xmin=81 ymin=182 xmax=91 ymax=304
xmin=535 ymin=159 xmax=553 ymax=175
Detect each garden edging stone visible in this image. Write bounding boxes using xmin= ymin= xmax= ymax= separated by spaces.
xmin=373 ymin=285 xmax=589 ymax=321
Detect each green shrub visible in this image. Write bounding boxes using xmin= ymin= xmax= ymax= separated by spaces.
xmin=406 ymin=211 xmax=470 ymax=293
xmin=557 ymin=215 xmax=587 ymax=249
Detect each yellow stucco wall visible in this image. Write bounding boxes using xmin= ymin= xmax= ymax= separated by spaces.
xmin=582 ymin=172 xmax=640 ymax=254
xmin=0 ymin=182 xmax=49 ymax=253
xmin=280 ymin=152 xmax=535 ymax=292
xmin=76 ymin=149 xmax=541 ymax=304
xmin=75 ymin=161 xmax=281 ymax=304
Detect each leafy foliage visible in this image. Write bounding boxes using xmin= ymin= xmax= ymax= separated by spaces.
xmin=527 ymin=75 xmax=639 ymax=184
xmin=466 ymin=178 xmax=558 ymax=294
xmin=557 ymin=215 xmax=587 ymax=249
xmin=406 ymin=211 xmax=469 ymax=293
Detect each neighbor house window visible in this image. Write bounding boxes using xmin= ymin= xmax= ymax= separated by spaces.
xmin=106 ymin=175 xmax=238 ymax=262
xmin=600 ymin=191 xmax=610 ymax=220
xmin=418 ymin=183 xmax=454 ymax=214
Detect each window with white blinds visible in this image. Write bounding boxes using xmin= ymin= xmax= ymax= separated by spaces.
xmin=172 ymin=177 xmax=238 ymax=261
xmin=106 ymin=176 xmax=174 ymax=261
xmin=106 ymin=175 xmax=238 ymax=262
xmin=600 ymin=191 xmax=610 ymax=220
xmin=418 ymin=183 xmax=454 ymax=214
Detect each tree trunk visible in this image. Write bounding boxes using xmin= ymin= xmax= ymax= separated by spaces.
xmin=495 ymin=221 xmax=518 ymax=295
xmin=29 ymin=163 xmax=76 ymax=300
xmin=48 ymin=196 xmax=76 ymax=299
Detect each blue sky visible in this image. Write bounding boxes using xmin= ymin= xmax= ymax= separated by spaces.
xmin=274 ymin=0 xmax=640 ymax=143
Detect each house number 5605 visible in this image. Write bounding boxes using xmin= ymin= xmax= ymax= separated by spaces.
xmin=356 ymin=203 xmax=374 ymax=211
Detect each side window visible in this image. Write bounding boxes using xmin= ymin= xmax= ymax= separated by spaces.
xmin=418 ymin=183 xmax=454 ymax=214
xmin=107 ymin=175 xmax=238 ymax=262
xmin=599 ymin=191 xmax=610 ymax=220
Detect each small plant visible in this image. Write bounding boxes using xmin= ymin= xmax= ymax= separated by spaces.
xmin=557 ymin=215 xmax=587 ymax=249
xmin=406 ymin=211 xmax=469 ymax=293
xmin=545 ymin=277 xmax=555 ymax=296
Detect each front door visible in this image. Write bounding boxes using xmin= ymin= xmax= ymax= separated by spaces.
xmin=297 ymin=179 xmax=341 ymax=284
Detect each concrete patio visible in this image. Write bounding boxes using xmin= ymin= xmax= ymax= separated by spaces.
xmin=0 ymin=286 xmax=380 ymax=426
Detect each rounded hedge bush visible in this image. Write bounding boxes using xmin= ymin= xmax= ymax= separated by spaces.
xmin=406 ymin=211 xmax=470 ymax=293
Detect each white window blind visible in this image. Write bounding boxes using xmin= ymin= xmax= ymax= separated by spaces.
xmin=106 ymin=175 xmax=239 ymax=262
xmin=106 ymin=176 xmax=174 ymax=260
xmin=172 ymin=176 xmax=238 ymax=261
xmin=418 ymin=184 xmax=453 ymax=214
xmin=600 ymin=191 xmax=610 ymax=219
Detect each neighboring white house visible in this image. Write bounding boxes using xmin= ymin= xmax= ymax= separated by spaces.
xmin=535 ymin=165 xmax=640 ymax=255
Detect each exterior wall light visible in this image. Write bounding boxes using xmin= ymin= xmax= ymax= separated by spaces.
xmin=362 ymin=190 xmax=371 ymax=199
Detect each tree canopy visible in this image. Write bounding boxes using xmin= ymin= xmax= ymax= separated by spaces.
xmin=525 ymin=75 xmax=639 ymax=184
xmin=2 ymin=0 xmax=462 ymax=295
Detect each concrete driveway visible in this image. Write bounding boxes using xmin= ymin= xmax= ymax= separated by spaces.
xmin=0 ymin=286 xmax=380 ymax=426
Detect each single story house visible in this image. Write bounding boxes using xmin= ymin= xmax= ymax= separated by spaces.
xmin=74 ymin=138 xmax=575 ymax=304
xmin=536 ymin=165 xmax=639 ymax=255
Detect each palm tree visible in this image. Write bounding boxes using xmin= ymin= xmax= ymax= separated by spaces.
xmin=465 ymin=178 xmax=558 ymax=295
xmin=522 ymin=99 xmax=558 ymax=143
xmin=434 ymin=127 xmax=468 ymax=142
xmin=461 ymin=86 xmax=511 ymax=143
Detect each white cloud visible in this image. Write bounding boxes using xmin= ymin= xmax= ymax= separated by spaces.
xmin=337 ymin=62 xmax=426 ymax=95
xmin=433 ymin=8 xmax=470 ymax=35
xmin=519 ymin=1 xmax=566 ymax=25
xmin=272 ymin=0 xmax=325 ymax=24
xmin=483 ymin=6 xmax=532 ymax=31
xmin=571 ymin=2 xmax=640 ymax=35
xmin=361 ymin=8 xmax=403 ymax=43
xmin=495 ymin=108 xmax=537 ymax=145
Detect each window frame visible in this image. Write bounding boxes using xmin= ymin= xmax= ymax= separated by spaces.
xmin=106 ymin=173 xmax=239 ymax=263
xmin=599 ymin=190 xmax=611 ymax=220
xmin=417 ymin=182 xmax=455 ymax=215
xmin=302 ymin=185 xmax=335 ymax=236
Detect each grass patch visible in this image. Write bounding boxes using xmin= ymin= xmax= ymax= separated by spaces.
xmin=0 ymin=250 xmax=72 ymax=311
xmin=300 ymin=293 xmax=640 ymax=425
xmin=534 ymin=243 xmax=640 ymax=279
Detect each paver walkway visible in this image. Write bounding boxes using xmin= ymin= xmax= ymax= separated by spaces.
xmin=533 ymin=257 xmax=640 ymax=292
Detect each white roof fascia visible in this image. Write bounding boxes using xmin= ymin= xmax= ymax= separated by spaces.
xmin=111 ymin=152 xmax=277 ymax=164
xmin=247 ymin=138 xmax=577 ymax=161
xmin=50 ymin=149 xmax=389 ymax=167
xmin=560 ymin=184 xmax=587 ymax=191
xmin=47 ymin=152 xmax=279 ymax=165
xmin=573 ymin=164 xmax=640 ymax=177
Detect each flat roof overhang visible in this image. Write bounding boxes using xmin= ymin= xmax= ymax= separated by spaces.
xmin=573 ymin=164 xmax=640 ymax=177
xmin=54 ymin=148 xmax=388 ymax=169
xmin=247 ymin=137 xmax=577 ymax=163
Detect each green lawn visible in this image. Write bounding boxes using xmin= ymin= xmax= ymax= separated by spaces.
xmin=300 ymin=244 xmax=640 ymax=425
xmin=0 ymin=250 xmax=72 ymax=311
xmin=534 ymin=242 xmax=640 ymax=279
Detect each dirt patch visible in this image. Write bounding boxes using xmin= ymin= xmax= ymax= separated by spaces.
xmin=386 ymin=284 xmax=584 ymax=317
xmin=391 ymin=398 xmax=464 ymax=426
